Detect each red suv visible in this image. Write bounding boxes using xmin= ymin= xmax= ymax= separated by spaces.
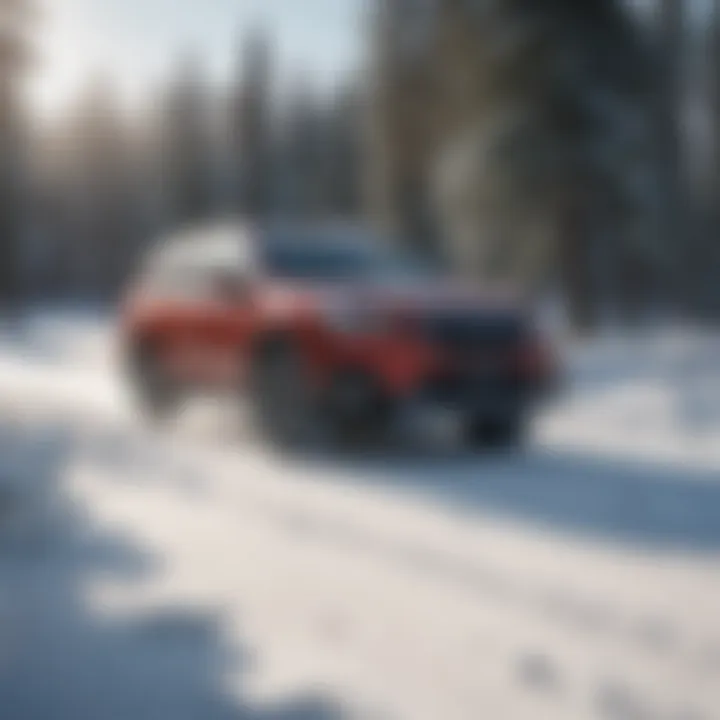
xmin=121 ymin=222 xmax=556 ymax=448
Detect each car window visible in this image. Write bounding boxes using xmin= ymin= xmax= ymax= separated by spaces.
xmin=263 ymin=240 xmax=438 ymax=283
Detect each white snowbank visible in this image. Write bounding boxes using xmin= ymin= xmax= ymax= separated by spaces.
xmin=1 ymin=311 xmax=720 ymax=720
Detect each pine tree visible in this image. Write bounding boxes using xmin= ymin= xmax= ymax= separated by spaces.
xmin=366 ymin=0 xmax=439 ymax=254
xmin=0 ymin=0 xmax=33 ymax=305
xmin=276 ymin=77 xmax=326 ymax=219
xmin=323 ymin=83 xmax=363 ymax=218
xmin=62 ymin=78 xmax=138 ymax=297
xmin=230 ymin=28 xmax=274 ymax=218
xmin=706 ymin=0 xmax=720 ymax=315
xmin=370 ymin=0 xmax=653 ymax=329
xmin=654 ymin=0 xmax=687 ymax=312
xmin=160 ymin=53 xmax=215 ymax=225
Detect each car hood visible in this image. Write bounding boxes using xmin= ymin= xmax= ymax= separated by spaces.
xmin=260 ymin=279 xmax=526 ymax=319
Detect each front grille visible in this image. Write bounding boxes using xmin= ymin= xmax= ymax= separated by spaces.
xmin=421 ymin=312 xmax=525 ymax=409
xmin=423 ymin=312 xmax=524 ymax=356
xmin=422 ymin=368 xmax=521 ymax=408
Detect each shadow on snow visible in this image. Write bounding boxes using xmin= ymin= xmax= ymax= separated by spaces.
xmin=0 ymin=421 xmax=344 ymax=720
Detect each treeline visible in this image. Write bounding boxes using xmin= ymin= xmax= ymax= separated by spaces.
xmin=8 ymin=26 xmax=365 ymax=300
xmin=367 ymin=0 xmax=720 ymax=327
xmin=2 ymin=0 xmax=720 ymax=327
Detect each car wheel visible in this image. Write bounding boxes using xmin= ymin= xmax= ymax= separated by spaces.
xmin=127 ymin=342 xmax=179 ymax=422
xmin=324 ymin=371 xmax=395 ymax=451
xmin=464 ymin=416 xmax=525 ymax=451
xmin=249 ymin=341 xmax=319 ymax=451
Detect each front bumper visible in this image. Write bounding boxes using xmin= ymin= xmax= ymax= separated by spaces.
xmin=418 ymin=367 xmax=527 ymax=416
xmin=320 ymin=357 xmax=543 ymax=430
xmin=308 ymin=325 xmax=555 ymax=422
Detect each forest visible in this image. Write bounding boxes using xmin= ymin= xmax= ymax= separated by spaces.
xmin=0 ymin=0 xmax=716 ymax=329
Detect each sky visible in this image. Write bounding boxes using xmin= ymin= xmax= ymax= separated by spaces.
xmin=30 ymin=0 xmax=366 ymax=117
xmin=27 ymin=0 xmax=714 ymax=119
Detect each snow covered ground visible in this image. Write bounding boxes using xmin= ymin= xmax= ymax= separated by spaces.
xmin=1 ymin=310 xmax=720 ymax=720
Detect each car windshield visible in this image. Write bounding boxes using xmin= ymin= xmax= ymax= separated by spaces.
xmin=263 ymin=239 xmax=436 ymax=283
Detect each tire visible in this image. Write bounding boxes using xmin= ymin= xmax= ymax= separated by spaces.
xmin=463 ymin=415 xmax=525 ymax=451
xmin=324 ymin=370 xmax=395 ymax=451
xmin=249 ymin=340 xmax=318 ymax=450
xmin=126 ymin=341 xmax=179 ymax=422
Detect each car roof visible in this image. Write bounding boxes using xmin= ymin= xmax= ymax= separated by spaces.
xmin=261 ymin=220 xmax=384 ymax=252
xmin=148 ymin=221 xmax=257 ymax=273
xmin=150 ymin=219 xmax=382 ymax=267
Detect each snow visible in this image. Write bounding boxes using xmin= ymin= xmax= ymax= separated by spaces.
xmin=1 ymin=310 xmax=719 ymax=720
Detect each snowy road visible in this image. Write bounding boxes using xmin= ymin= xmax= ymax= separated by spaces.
xmin=1 ymin=312 xmax=720 ymax=719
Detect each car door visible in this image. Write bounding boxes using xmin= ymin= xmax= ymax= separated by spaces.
xmin=188 ymin=261 xmax=257 ymax=389
xmin=147 ymin=257 xmax=214 ymax=385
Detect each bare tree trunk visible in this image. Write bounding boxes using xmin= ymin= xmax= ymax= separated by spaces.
xmin=655 ymin=0 xmax=687 ymax=312
xmin=558 ymin=196 xmax=596 ymax=333
xmin=708 ymin=0 xmax=720 ymax=316
xmin=0 ymin=81 xmax=22 ymax=308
